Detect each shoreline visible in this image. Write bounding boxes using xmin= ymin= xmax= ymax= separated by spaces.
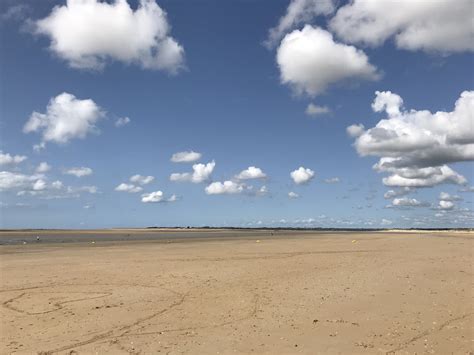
xmin=0 ymin=228 xmax=472 ymax=246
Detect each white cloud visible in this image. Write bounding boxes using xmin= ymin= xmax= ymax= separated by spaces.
xmin=169 ymin=172 xmax=190 ymax=182
xmin=23 ymin=92 xmax=104 ymax=146
xmin=324 ymin=177 xmax=340 ymax=184
xmin=391 ymin=197 xmax=429 ymax=208
xmin=381 ymin=218 xmax=393 ymax=226
xmin=204 ymin=180 xmax=267 ymax=197
xmin=383 ymin=187 xmax=412 ymax=199
xmin=329 ymin=0 xmax=474 ymax=53
xmin=265 ymin=0 xmax=335 ymax=48
xmin=170 ymin=150 xmax=202 ymax=163
xmin=351 ymin=90 xmax=473 ymax=187
xmin=436 ymin=192 xmax=461 ymax=210
xmin=170 ymin=160 xmax=215 ymax=183
xmin=439 ymin=192 xmax=462 ymax=201
xmin=380 ymin=166 xmax=466 ymax=188
xmin=0 ymin=171 xmax=44 ymax=191
xmin=290 ymin=166 xmax=315 ymax=184
xmin=141 ymin=190 xmax=176 ymax=203
xmin=51 ymin=181 xmax=64 ymax=190
xmin=276 ymin=26 xmax=380 ymax=97
xmin=439 ymin=192 xmax=450 ymax=200
xmin=64 ymin=166 xmax=93 ymax=177
xmin=205 ymin=181 xmax=244 ymax=195
xmin=34 ymin=0 xmax=185 ymax=72
xmin=288 ymin=191 xmax=299 ymax=199
xmin=115 ymin=175 xmax=153 ymax=193
xmin=257 ymin=185 xmax=268 ymax=196
xmin=167 ymin=194 xmax=178 ymax=202
xmin=115 ymin=183 xmax=143 ymax=193
xmin=236 ymin=166 xmax=267 ymax=180
xmin=115 ymin=116 xmax=130 ymax=127
xmin=346 ymin=124 xmax=365 ymax=138
xmin=1 ymin=170 xmax=95 ymax=199
xmin=190 ymin=162 xmax=215 ymax=182
xmin=32 ymin=179 xmax=47 ymax=191
xmin=141 ymin=191 xmax=163 ymax=203
xmin=36 ymin=162 xmax=51 ymax=173
xmin=438 ymin=200 xmax=454 ymax=210
xmin=130 ymin=174 xmax=154 ymax=185
xmin=72 ymin=185 xmax=98 ymax=194
xmin=371 ymin=90 xmax=404 ymax=116
xmin=305 ymin=103 xmax=331 ymax=116
xmin=0 ymin=151 xmax=27 ymax=166
xmin=33 ymin=142 xmax=46 ymax=153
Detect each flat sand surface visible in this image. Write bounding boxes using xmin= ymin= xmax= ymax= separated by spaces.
xmin=0 ymin=230 xmax=473 ymax=354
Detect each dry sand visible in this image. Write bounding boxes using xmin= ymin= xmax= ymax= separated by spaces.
xmin=0 ymin=230 xmax=472 ymax=354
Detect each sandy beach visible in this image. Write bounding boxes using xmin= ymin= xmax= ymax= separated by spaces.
xmin=0 ymin=230 xmax=472 ymax=354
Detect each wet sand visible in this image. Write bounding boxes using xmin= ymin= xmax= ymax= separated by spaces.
xmin=0 ymin=228 xmax=332 ymax=245
xmin=1 ymin=230 xmax=472 ymax=354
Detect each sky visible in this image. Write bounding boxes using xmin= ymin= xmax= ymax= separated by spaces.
xmin=0 ymin=0 xmax=473 ymax=229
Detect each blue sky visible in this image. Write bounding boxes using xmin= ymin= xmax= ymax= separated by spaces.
xmin=0 ymin=0 xmax=473 ymax=229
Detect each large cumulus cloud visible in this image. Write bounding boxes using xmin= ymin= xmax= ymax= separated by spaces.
xmin=350 ymin=90 xmax=473 ymax=187
xmin=23 ymin=92 xmax=104 ymax=147
xmin=276 ymin=26 xmax=380 ymax=97
xmin=34 ymin=0 xmax=185 ymax=72
xmin=329 ymin=0 xmax=474 ymax=53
